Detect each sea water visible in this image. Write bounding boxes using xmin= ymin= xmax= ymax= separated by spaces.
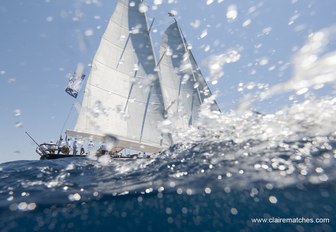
xmin=1 ymin=99 xmax=335 ymax=231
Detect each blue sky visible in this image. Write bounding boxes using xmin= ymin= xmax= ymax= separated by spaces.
xmin=0 ymin=0 xmax=335 ymax=163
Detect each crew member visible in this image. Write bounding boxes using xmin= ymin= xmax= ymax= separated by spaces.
xmin=56 ymin=136 xmax=63 ymax=154
xmin=100 ymin=143 xmax=108 ymax=155
xmin=73 ymin=138 xmax=78 ymax=155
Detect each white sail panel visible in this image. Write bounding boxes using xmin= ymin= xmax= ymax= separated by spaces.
xmin=159 ymin=21 xmax=220 ymax=130
xmin=73 ymin=0 xmax=169 ymax=152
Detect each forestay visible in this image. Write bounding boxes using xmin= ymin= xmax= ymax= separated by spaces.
xmin=158 ymin=21 xmax=220 ymax=131
xmin=67 ymin=0 xmax=169 ymax=152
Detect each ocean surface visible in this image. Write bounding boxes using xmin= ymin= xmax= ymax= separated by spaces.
xmin=1 ymin=99 xmax=336 ymax=232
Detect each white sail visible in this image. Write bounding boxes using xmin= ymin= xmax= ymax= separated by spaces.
xmin=68 ymin=0 xmax=169 ymax=152
xmin=158 ymin=21 xmax=220 ymax=130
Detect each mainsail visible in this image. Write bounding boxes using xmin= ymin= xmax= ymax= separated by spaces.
xmin=158 ymin=20 xmax=220 ymax=130
xmin=67 ymin=0 xmax=169 ymax=152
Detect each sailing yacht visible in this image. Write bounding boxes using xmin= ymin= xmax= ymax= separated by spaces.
xmin=36 ymin=0 xmax=219 ymax=160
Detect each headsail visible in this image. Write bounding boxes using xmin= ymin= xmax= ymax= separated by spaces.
xmin=158 ymin=20 xmax=220 ymax=130
xmin=67 ymin=0 xmax=169 ymax=152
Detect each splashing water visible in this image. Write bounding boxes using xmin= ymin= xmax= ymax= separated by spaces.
xmin=166 ymin=26 xmax=336 ymax=190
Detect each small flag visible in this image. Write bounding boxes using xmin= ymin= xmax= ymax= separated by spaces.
xmin=65 ymin=72 xmax=86 ymax=98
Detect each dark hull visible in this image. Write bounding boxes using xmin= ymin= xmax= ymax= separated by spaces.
xmin=40 ymin=154 xmax=152 ymax=160
xmin=40 ymin=154 xmax=87 ymax=160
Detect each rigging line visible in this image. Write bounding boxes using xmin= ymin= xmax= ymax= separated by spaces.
xmin=157 ymin=50 xmax=166 ymax=67
xmin=189 ymin=92 xmax=196 ymax=126
xmin=116 ymin=34 xmax=130 ymax=69
xmin=59 ymin=103 xmax=75 ymax=137
xmin=123 ymin=69 xmax=138 ymax=112
xmin=165 ymin=100 xmax=176 ymax=112
xmin=176 ymin=70 xmax=184 ymax=118
xmin=139 ymin=85 xmax=153 ymax=143
xmin=148 ymin=17 xmax=155 ymax=33
xmin=160 ymin=132 xmax=163 ymax=146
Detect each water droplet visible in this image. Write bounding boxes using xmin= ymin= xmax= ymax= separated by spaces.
xmin=139 ymin=3 xmax=148 ymax=13
xmin=27 ymin=203 xmax=37 ymax=210
xmin=190 ymin=20 xmax=201 ymax=29
xmin=46 ymin=16 xmax=53 ymax=22
xmin=145 ymin=188 xmax=153 ymax=193
xmin=14 ymin=109 xmax=21 ymax=116
xmin=259 ymin=58 xmax=269 ymax=66
xmin=154 ymin=0 xmax=163 ymax=5
xmin=224 ymin=187 xmax=231 ymax=193
xmin=169 ymin=181 xmax=176 ymax=188
xmin=165 ymin=207 xmax=172 ymax=214
xmin=296 ymin=88 xmax=309 ymax=95
xmin=269 ymin=195 xmax=278 ymax=204
xmin=226 ymin=5 xmax=238 ymax=21
xmin=204 ymin=187 xmax=211 ymax=194
xmin=17 ymin=202 xmax=28 ymax=211
xmin=206 ymin=0 xmax=214 ymax=5
xmin=15 ymin=122 xmax=23 ymax=128
xmin=84 ymin=29 xmax=94 ymax=37
xmin=8 ymin=78 xmax=16 ymax=84
xmin=129 ymin=1 xmax=135 ymax=7
xmin=186 ymin=189 xmax=193 ymax=195
xmin=230 ymin=208 xmax=238 ymax=215
xmin=200 ymin=29 xmax=208 ymax=39
xmin=68 ymin=193 xmax=81 ymax=201
xmin=242 ymin=19 xmax=251 ymax=27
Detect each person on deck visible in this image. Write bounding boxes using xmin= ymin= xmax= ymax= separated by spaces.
xmin=56 ymin=136 xmax=63 ymax=154
xmin=48 ymin=140 xmax=55 ymax=154
xmin=65 ymin=137 xmax=71 ymax=146
xmin=88 ymin=140 xmax=94 ymax=155
xmin=73 ymin=138 xmax=78 ymax=155
xmin=99 ymin=143 xmax=108 ymax=155
xmin=65 ymin=138 xmax=71 ymax=150
xmin=80 ymin=145 xmax=85 ymax=155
